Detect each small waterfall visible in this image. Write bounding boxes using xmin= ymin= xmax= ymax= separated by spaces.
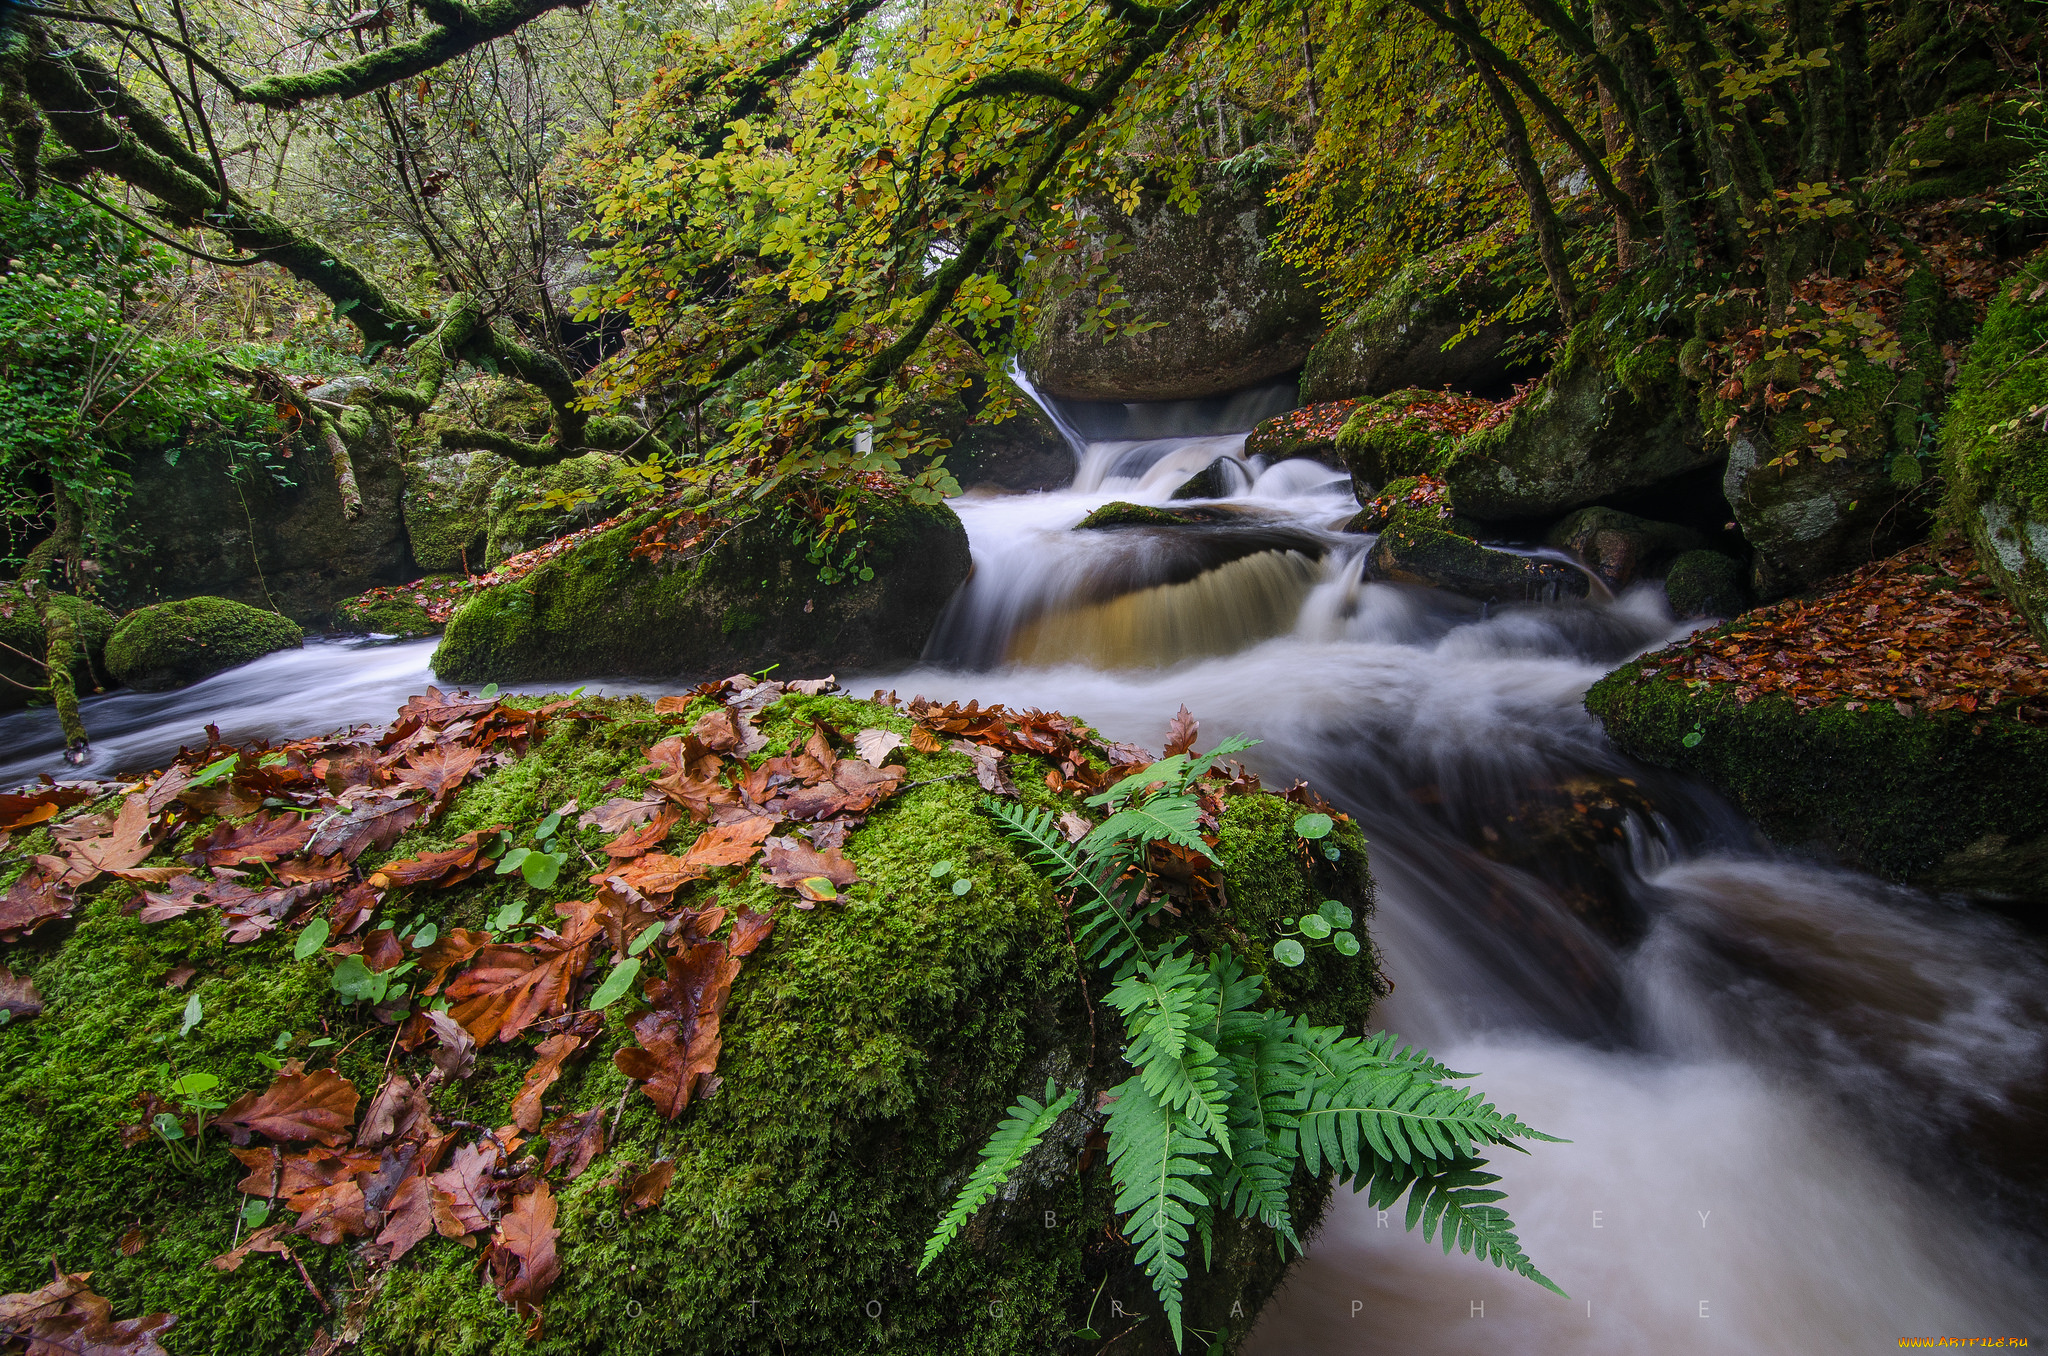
xmin=1005 ymin=549 xmax=1323 ymax=668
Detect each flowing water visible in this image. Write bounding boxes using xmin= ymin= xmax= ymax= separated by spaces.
xmin=3 ymin=397 xmax=2045 ymax=1352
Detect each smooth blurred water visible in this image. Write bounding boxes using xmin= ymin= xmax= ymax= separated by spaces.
xmin=5 ymin=416 xmax=2044 ymax=1351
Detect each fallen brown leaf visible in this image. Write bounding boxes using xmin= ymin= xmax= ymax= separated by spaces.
xmin=540 ymin=1106 xmax=606 ymax=1181
xmin=485 ymin=1180 xmax=562 ymax=1338
xmin=215 ymin=1069 xmax=360 ymax=1148
xmin=0 ymin=966 xmax=43 ymax=1020
xmin=510 ymin=1032 xmax=589 ymax=1134
xmin=621 ymin=1159 xmax=676 ymax=1213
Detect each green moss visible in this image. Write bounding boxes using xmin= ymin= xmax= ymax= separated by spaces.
xmin=0 ymin=584 xmax=117 ymax=710
xmin=1868 ymin=94 xmax=2031 ymax=212
xmin=403 ymin=451 xmax=508 ymax=574
xmin=1586 ymin=648 xmax=2048 ymax=908
xmin=1369 ymin=521 xmax=1588 ymax=601
xmin=1661 ymin=550 xmax=1749 ymax=618
xmin=1072 ymin=501 xmax=1186 ymax=529
xmin=483 ymin=454 xmax=630 ymax=568
xmin=434 ymin=497 xmax=970 ymax=685
xmin=333 ymin=590 xmax=443 ymax=638
xmin=104 ymin=597 xmax=302 ymax=691
xmin=1334 ymin=390 xmax=1463 ymax=496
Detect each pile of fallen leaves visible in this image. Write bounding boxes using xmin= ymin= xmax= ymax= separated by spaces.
xmin=1244 ymin=399 xmax=1359 ymax=457
xmin=0 ymin=674 xmax=1344 ymax=1347
xmin=1339 ymin=384 xmax=1535 ymax=449
xmin=1632 ymin=542 xmax=2048 ymax=720
xmin=1351 ymin=473 xmax=1453 ymax=531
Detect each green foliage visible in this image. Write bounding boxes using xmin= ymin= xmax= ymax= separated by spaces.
xmin=917 ymin=1079 xmax=1079 ymax=1273
xmin=927 ymin=741 xmax=1561 ymax=1349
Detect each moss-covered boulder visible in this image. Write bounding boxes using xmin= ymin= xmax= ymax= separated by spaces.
xmin=1662 ymin=550 xmax=1749 ymax=618
xmin=434 ymin=496 xmax=971 ymax=683
xmin=0 ymin=688 xmax=1387 ymax=1354
xmin=1073 ymin=500 xmax=1188 ymax=529
xmin=483 ymin=454 xmax=630 ymax=568
xmin=332 ymin=587 xmax=446 ymax=639
xmin=1333 ymin=390 xmax=1471 ymax=494
xmin=1301 ymin=251 xmax=1528 ymax=403
xmin=1445 ymin=276 xmax=1711 ymax=521
xmin=103 ymin=596 xmax=302 ymax=691
xmin=1545 ymin=507 xmax=1704 ymax=589
xmin=1942 ymin=253 xmax=2048 ymax=643
xmin=1369 ymin=519 xmax=1589 ymax=602
xmin=403 ymin=451 xmax=509 ymax=574
xmin=1244 ymin=400 xmax=1356 ymax=466
xmin=1169 ymin=457 xmax=1254 ymax=500
xmin=1587 ymin=652 xmax=2048 ymax=909
xmin=1867 ymin=92 xmax=2031 ymax=213
xmin=0 ymin=585 xmax=117 ymax=711
xmin=1025 ymin=163 xmax=1320 ymax=401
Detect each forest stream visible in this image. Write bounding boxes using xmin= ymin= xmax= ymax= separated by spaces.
xmin=3 ymin=403 xmax=2046 ymax=1352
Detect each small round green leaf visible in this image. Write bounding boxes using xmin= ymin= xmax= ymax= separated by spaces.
xmin=169 ymin=1072 xmax=218 ymax=1097
xmin=588 ymin=957 xmax=642 ymax=1011
xmin=1332 ymin=930 xmax=1362 ymax=957
xmin=929 ymin=860 xmax=954 ymax=878
xmin=1272 ymin=938 xmax=1307 ymax=968
xmin=1318 ymin=900 xmax=1354 ymax=928
xmin=294 ymin=918 xmax=331 ymax=961
xmin=521 ymin=851 xmax=565 ymax=890
xmin=496 ymin=846 xmax=531 ymax=875
xmin=1293 ymin=812 xmax=1334 ymax=840
xmin=1681 ymin=730 xmax=1704 ymax=748
xmin=951 ymin=877 xmax=972 ymax=896
xmin=1297 ymin=914 xmax=1333 ymax=940
xmin=412 ymin=922 xmax=439 ymax=949
xmin=152 ymin=1112 xmax=186 ymax=1141
xmin=241 ymin=1198 xmax=272 ymax=1227
xmin=1322 ymin=844 xmax=1341 ymax=861
xmin=178 ymin=993 xmax=203 ymax=1037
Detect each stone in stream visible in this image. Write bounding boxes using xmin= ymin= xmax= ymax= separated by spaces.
xmin=1545 ymin=507 xmax=1704 ymax=590
xmin=1073 ymin=500 xmax=1188 ymax=529
xmin=0 ymin=584 xmax=116 ymax=710
xmin=1024 ymin=164 xmax=1319 ymax=401
xmin=1169 ymin=456 xmax=1252 ymax=500
xmin=1662 ymin=549 xmax=1750 ymax=618
xmin=104 ymin=595 xmax=303 ymax=691
xmin=432 ymin=495 xmax=970 ymax=682
xmin=1369 ymin=520 xmax=1589 ymax=602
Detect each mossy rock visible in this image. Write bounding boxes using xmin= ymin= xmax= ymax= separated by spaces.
xmin=1368 ymin=521 xmax=1588 ymax=602
xmin=1446 ymin=274 xmax=1711 ymax=521
xmin=484 ymin=454 xmax=630 ymax=568
xmin=1169 ymin=457 xmax=1254 ymax=500
xmin=1661 ymin=550 xmax=1749 ymax=618
xmin=1301 ymin=251 xmax=1528 ymax=403
xmin=1867 ymin=93 xmax=2031 ymax=213
xmin=404 ymin=451 xmax=509 ymax=574
xmin=434 ymin=496 xmax=971 ymax=684
xmin=1586 ymin=649 xmax=2048 ymax=911
xmin=1073 ymin=501 xmax=1188 ymax=529
xmin=104 ymin=596 xmax=302 ymax=691
xmin=1544 ymin=507 xmax=1704 ymax=589
xmin=1333 ymin=390 xmax=1467 ymax=497
xmin=911 ymin=369 xmax=1076 ymax=492
xmin=1243 ymin=402 xmax=1353 ymax=466
xmin=0 ymin=691 xmax=1387 ymax=1354
xmin=333 ymin=588 xmax=445 ymax=639
xmin=1942 ymin=252 xmax=2048 ymax=643
xmin=0 ymin=585 xmax=117 ymax=711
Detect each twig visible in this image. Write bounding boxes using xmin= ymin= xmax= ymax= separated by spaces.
xmin=285 ymin=1244 xmax=332 ymax=1314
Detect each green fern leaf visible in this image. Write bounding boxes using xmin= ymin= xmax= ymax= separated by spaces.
xmin=1105 ymin=1074 xmax=1216 ymax=1350
xmin=1082 ymin=793 xmax=1215 ymax=862
xmin=1366 ymin=1157 xmax=1567 ymax=1297
xmin=984 ymin=797 xmax=1153 ymax=970
xmin=1107 ymin=951 xmax=1237 ymax=1154
xmin=918 ymin=1081 xmax=1078 ymax=1273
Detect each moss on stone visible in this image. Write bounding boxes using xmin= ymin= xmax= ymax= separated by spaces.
xmin=1072 ymin=501 xmax=1186 ymax=529
xmin=403 ymin=451 xmax=509 ymax=574
xmin=1369 ymin=521 xmax=1588 ymax=602
xmin=0 ymin=584 xmax=117 ymax=710
xmin=1 ymin=692 xmax=1389 ymax=1355
xmin=333 ymin=590 xmax=444 ymax=639
xmin=104 ymin=596 xmax=302 ymax=691
xmin=1586 ymin=649 xmax=2048 ymax=910
xmin=483 ymin=454 xmax=630 ymax=568
xmin=1941 ymin=252 xmax=2048 ymax=641
xmin=1300 ymin=252 xmax=1524 ymax=404
xmin=1333 ymin=390 xmax=1463 ymax=496
xmin=1662 ymin=550 xmax=1749 ymax=618
xmin=433 ymin=496 xmax=971 ymax=684
xmin=1867 ymin=94 xmax=2031 ymax=213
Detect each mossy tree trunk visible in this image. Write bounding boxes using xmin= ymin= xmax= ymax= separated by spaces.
xmin=17 ymin=486 xmax=89 ymax=758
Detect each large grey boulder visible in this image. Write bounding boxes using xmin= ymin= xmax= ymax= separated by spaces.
xmin=1545 ymin=507 xmax=1705 ymax=589
xmin=1301 ymin=254 xmax=1526 ymax=403
xmin=1722 ymin=429 xmax=1915 ymax=598
xmin=1025 ymin=168 xmax=1320 ymax=401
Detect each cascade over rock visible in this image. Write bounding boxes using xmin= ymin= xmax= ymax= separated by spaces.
xmin=1301 ymin=253 xmax=1529 ymax=403
xmin=432 ymin=495 xmax=971 ymax=682
xmin=1025 ymin=166 xmax=1320 ymax=401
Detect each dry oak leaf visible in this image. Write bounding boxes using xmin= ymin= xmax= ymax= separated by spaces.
xmin=612 ymin=942 xmax=742 ymax=1119
xmin=291 ymin=1178 xmax=374 ymax=1246
xmin=0 ymin=861 xmax=77 ymax=941
xmin=592 ymin=852 xmax=711 ymax=906
xmin=210 ymin=1221 xmax=297 ymax=1274
xmin=369 ymin=826 xmax=507 ymax=889
xmin=421 ymin=1009 xmax=478 ymax=1082
xmin=0 ymin=784 xmax=95 ymax=831
xmin=540 ymin=1106 xmax=606 ymax=1182
xmin=228 ymin=1145 xmax=372 ymax=1200
xmin=51 ymin=794 xmax=166 ymax=883
xmin=392 ymin=744 xmax=482 ymax=810
xmin=412 ymin=927 xmax=492 ymax=996
xmin=363 ymin=927 xmax=406 ymax=974
xmin=133 ymin=872 xmax=261 ymax=925
xmin=398 ymin=687 xmax=498 ymax=727
xmin=214 ymin=1068 xmax=360 ymax=1147
xmin=0 ymin=1272 xmax=177 ymax=1355
xmin=727 ymin=908 xmax=776 ymax=958
xmin=759 ymin=839 xmax=859 ymax=899
xmin=188 ymin=810 xmax=315 ymax=868
xmin=429 ymin=1141 xmax=501 ymax=1238
xmin=679 ymin=815 xmax=778 ymax=868
xmin=601 ymin=804 xmax=682 ymax=861
xmin=621 ymin=1159 xmax=676 ymax=1213
xmin=579 ymin=795 xmax=666 ymax=834
xmin=444 ymin=923 xmax=596 ymax=1045
xmin=0 ymin=966 xmax=45 ymax=1020
xmin=1163 ymin=704 xmax=1199 ymax=758
xmin=592 ymin=877 xmax=665 ymax=957
xmin=852 ymin=728 xmax=906 ymax=766
xmin=306 ymin=796 xmax=424 ymax=863
xmin=356 ymin=1075 xmax=434 ymax=1150
xmin=376 ymin=1176 xmax=438 ymax=1261
xmin=485 ymin=1180 xmax=562 ymax=1339
xmin=510 ymin=1032 xmax=589 ymax=1134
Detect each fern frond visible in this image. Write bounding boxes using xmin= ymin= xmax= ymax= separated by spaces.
xmin=1364 ymin=1156 xmax=1567 ymax=1297
xmin=1107 ymin=950 xmax=1236 ymax=1154
xmin=1105 ymin=1074 xmax=1216 ymax=1350
xmin=983 ymin=797 xmax=1152 ymax=969
xmin=1081 ymin=793 xmax=1216 ymax=863
xmin=918 ymin=1081 xmax=1078 ymax=1273
xmin=1085 ymin=753 xmax=1195 ymax=811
